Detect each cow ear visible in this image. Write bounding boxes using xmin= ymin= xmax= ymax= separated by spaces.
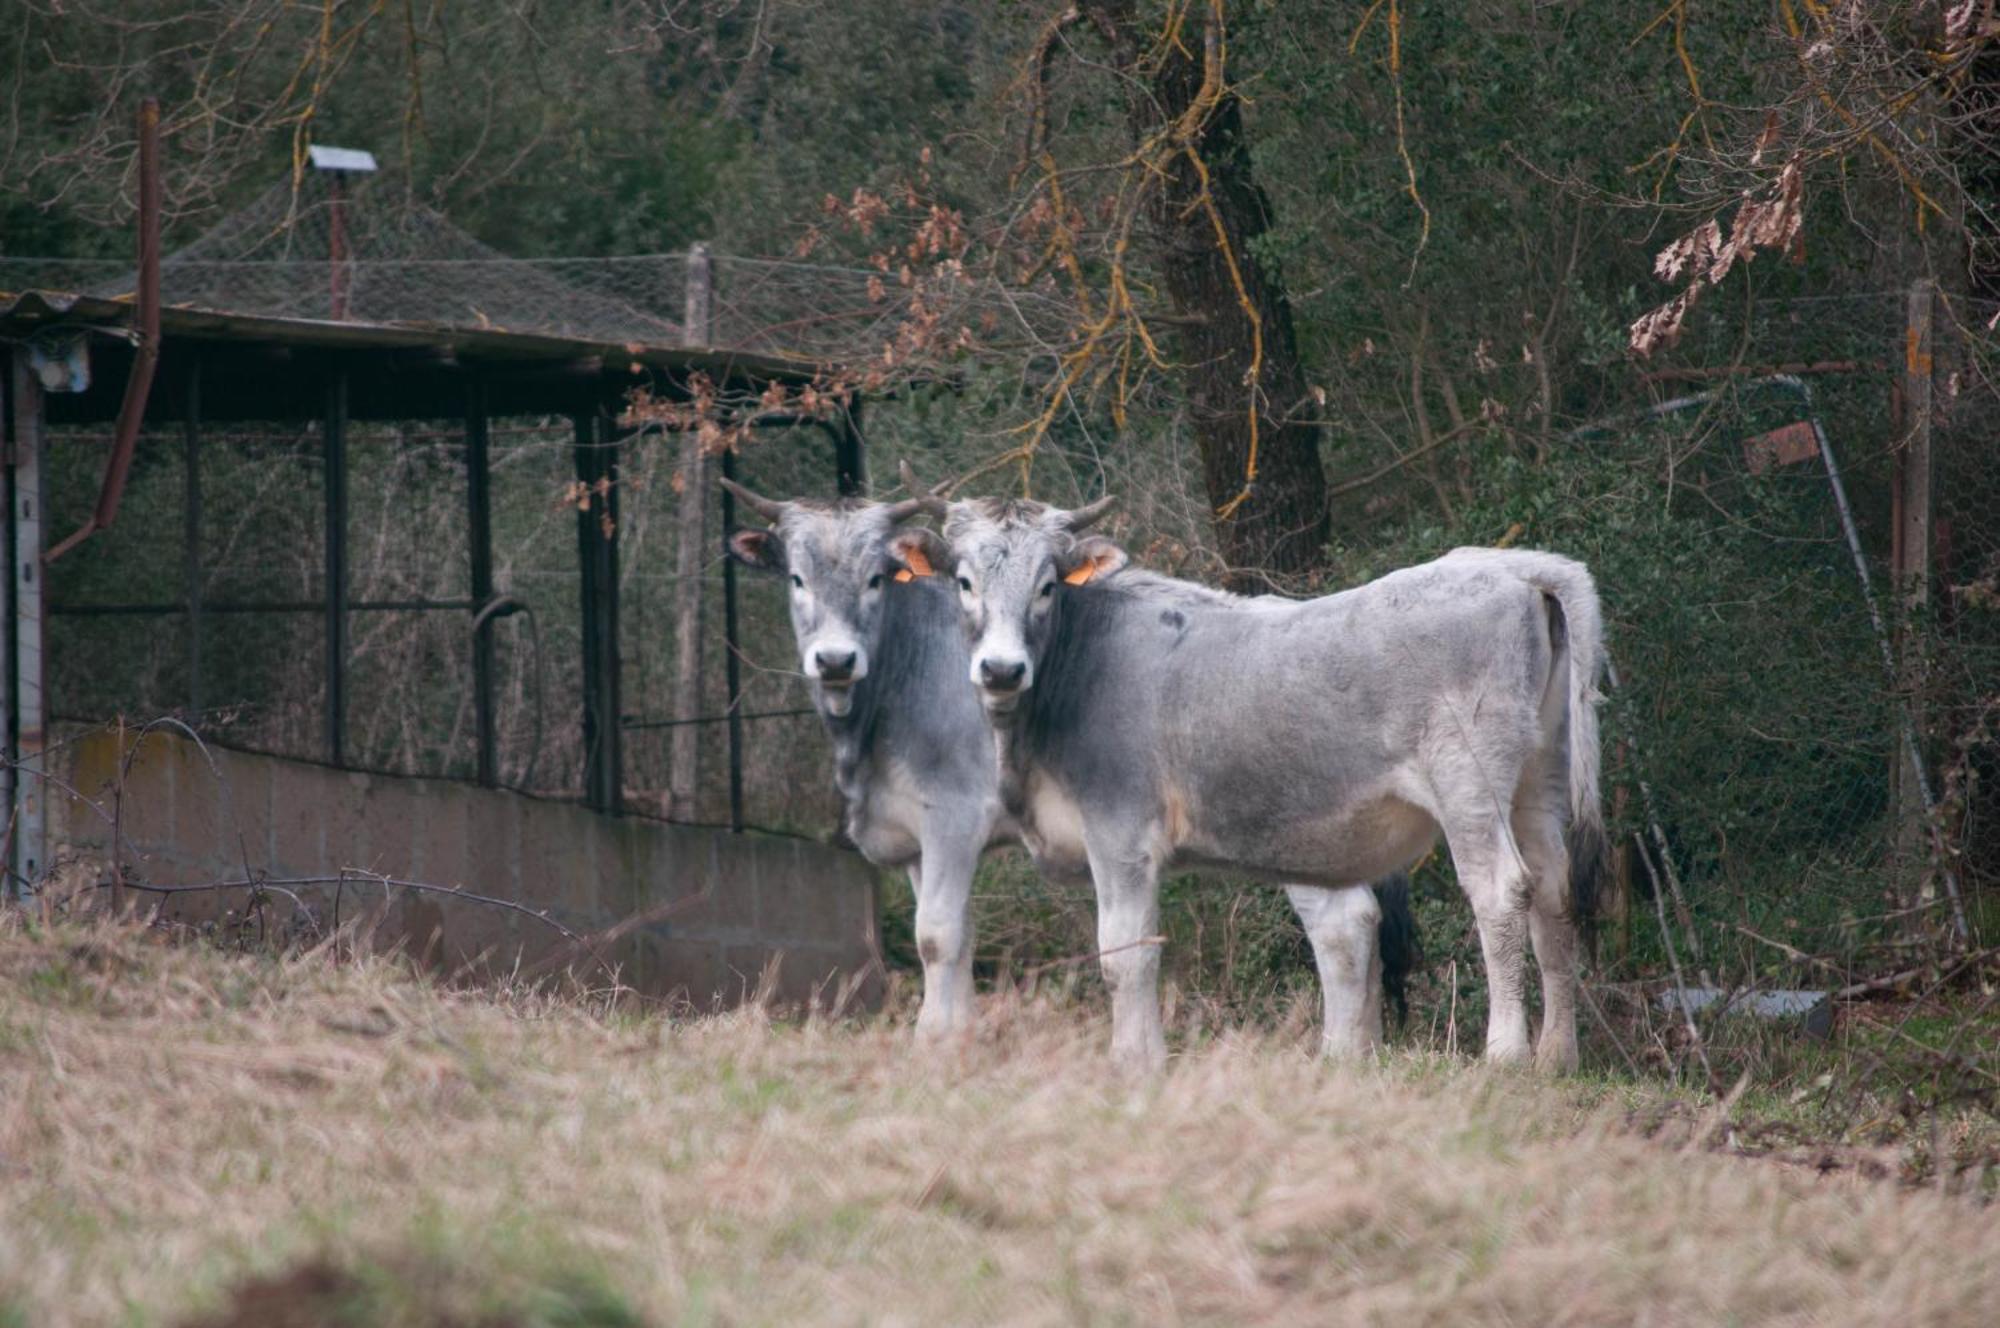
xmin=1061 ymin=536 xmax=1128 ymax=586
xmin=729 ymin=527 xmax=784 ymax=571
xmin=887 ymin=528 xmax=948 ymax=582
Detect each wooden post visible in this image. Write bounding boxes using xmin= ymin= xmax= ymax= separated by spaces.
xmin=1895 ymin=278 xmax=1934 ymax=885
xmin=667 ymin=245 xmax=715 ymax=821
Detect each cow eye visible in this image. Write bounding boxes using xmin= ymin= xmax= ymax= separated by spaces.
xmin=1039 ymin=582 xmax=1055 ymax=599
xmin=867 ymin=573 xmax=884 ymax=591
xmin=790 ymin=573 xmax=804 ymax=590
xmin=957 ymin=575 xmax=973 ymax=592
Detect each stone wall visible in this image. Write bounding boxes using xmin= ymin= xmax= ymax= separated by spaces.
xmin=46 ymin=727 xmax=884 ymax=1011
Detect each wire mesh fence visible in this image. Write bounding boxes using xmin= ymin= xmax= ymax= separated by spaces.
xmin=35 ymin=409 xmax=853 ymax=842
xmin=0 ymin=174 xmax=1067 ymax=367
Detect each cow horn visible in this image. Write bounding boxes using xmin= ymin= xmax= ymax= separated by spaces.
xmin=884 ymin=459 xmax=948 ymax=523
xmin=719 ymin=476 xmax=785 ymax=523
xmin=1059 ymin=493 xmax=1118 ymax=532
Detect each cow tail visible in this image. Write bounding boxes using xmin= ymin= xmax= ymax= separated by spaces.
xmin=1443 ymin=547 xmax=1609 ymax=947
xmin=1371 ymin=873 xmax=1420 ymax=1028
xmin=1544 ymin=562 xmax=1607 ymax=949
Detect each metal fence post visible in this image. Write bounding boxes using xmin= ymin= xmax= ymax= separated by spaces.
xmin=600 ymin=409 xmax=623 ymax=814
xmin=467 ymin=374 xmax=497 ymax=786
xmin=575 ymin=409 xmax=623 ymax=814
xmin=1895 ymin=278 xmax=1946 ymax=919
xmin=184 ymin=356 xmax=203 ymax=721
xmin=720 ymin=447 xmax=745 ymax=834
xmin=7 ymin=351 xmax=46 ymax=895
xmin=835 ymin=396 xmax=866 ymax=497
xmin=323 ymin=366 xmax=349 ymax=766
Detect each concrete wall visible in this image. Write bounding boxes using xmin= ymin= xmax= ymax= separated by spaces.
xmin=47 ymin=728 xmax=884 ymax=1011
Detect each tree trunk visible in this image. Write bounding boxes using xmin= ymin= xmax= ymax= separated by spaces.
xmin=1088 ymin=2 xmax=1332 ymax=585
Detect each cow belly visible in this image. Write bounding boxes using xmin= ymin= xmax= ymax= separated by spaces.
xmin=1021 ymin=774 xmax=1093 ymax=883
xmin=849 ymin=816 xmax=920 ymax=867
xmin=1179 ymin=793 xmax=1438 ymax=888
xmin=846 ymin=785 xmax=924 ymax=867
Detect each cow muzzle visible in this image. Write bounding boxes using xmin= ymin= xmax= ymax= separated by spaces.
xmin=806 ymin=639 xmax=868 ymax=714
xmin=972 ymin=654 xmax=1031 ymax=711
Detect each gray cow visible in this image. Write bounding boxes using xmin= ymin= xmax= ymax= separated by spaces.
xmin=916 ymin=494 xmax=1605 ymax=1072
xmin=720 ymin=474 xmax=1419 ymax=1051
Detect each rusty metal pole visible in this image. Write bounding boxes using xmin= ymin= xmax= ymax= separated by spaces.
xmin=328 ymin=171 xmax=350 ymax=320
xmin=45 ymin=96 xmax=161 ymax=565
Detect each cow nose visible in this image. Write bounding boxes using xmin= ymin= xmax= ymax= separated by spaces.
xmin=979 ymin=658 xmax=1027 ymax=691
xmin=815 ymin=648 xmax=858 ymax=682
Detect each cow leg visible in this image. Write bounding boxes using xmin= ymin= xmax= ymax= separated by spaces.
xmin=1285 ymin=884 xmax=1383 ymax=1057
xmin=1441 ymin=814 xmax=1534 ymax=1064
xmin=1085 ymin=834 xmax=1168 ymax=1072
xmin=910 ymin=830 xmax=979 ymax=1040
xmin=1517 ymin=803 xmax=1580 ymax=1074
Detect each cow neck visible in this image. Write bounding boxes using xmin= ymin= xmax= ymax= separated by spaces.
xmin=819 ymin=573 xmax=959 ymax=803
xmin=992 ymin=576 xmax=1132 ymax=800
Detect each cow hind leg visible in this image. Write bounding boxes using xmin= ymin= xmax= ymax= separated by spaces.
xmin=1440 ymin=812 xmax=1535 ymax=1064
xmin=1286 ymin=884 xmax=1383 ymax=1057
xmin=1517 ymin=802 xmax=1581 ymax=1074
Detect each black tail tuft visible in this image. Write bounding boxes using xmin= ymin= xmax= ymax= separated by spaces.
xmin=1566 ymin=817 xmax=1607 ymax=961
xmin=1372 ymin=873 xmax=1421 ymax=1028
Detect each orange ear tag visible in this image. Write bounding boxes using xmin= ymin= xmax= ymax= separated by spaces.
xmin=902 ymin=546 xmax=935 ymax=578
xmin=1062 ymin=561 xmax=1097 ymax=586
xmin=893 ymin=569 xmax=914 ymax=583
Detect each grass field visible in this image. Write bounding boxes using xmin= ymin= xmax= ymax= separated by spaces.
xmin=2 ymin=917 xmax=1997 ymax=1327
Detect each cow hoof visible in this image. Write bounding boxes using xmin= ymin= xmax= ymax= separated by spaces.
xmin=913 ymin=1010 xmax=972 ymax=1044
xmin=1111 ymin=1040 xmax=1168 ymax=1076
xmin=1534 ymin=1043 xmax=1580 ymax=1076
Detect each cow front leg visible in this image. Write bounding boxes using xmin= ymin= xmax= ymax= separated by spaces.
xmin=1085 ymin=835 xmax=1167 ymax=1072
xmin=910 ymin=831 xmax=979 ymax=1041
xmin=1286 ymin=884 xmax=1383 ymax=1057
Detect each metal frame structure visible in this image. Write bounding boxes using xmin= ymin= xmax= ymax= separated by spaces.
xmin=5 ymin=354 xmax=48 ymax=893
xmin=0 ymin=283 xmax=865 ymax=897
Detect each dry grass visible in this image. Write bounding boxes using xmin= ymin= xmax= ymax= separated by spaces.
xmin=1 ymin=917 xmax=1997 ymax=1327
